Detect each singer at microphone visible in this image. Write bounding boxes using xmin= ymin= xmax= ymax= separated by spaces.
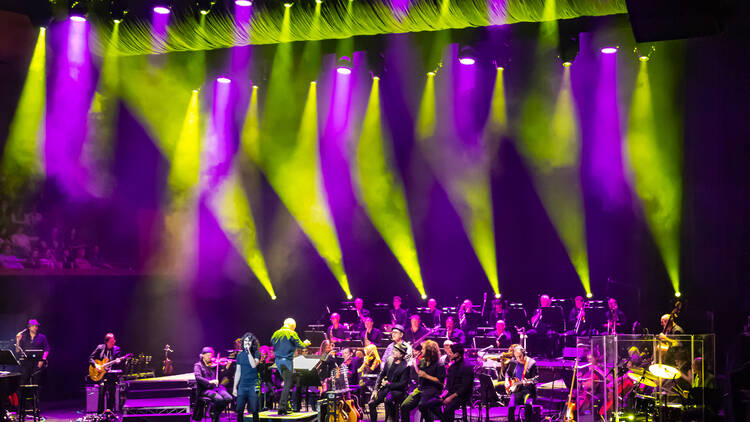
xmin=16 ymin=318 xmax=50 ymax=385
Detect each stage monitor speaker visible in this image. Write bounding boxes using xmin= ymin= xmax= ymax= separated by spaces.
xmin=625 ymin=0 xmax=727 ymax=42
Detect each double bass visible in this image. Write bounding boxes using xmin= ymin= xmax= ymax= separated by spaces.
xmin=162 ymin=345 xmax=174 ymax=376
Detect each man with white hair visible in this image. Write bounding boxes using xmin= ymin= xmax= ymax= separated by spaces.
xmin=271 ymin=318 xmax=310 ymax=415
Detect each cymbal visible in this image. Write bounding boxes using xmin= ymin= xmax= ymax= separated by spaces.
xmin=627 ymin=371 xmax=658 ymax=388
xmin=649 ymin=364 xmax=681 ymax=379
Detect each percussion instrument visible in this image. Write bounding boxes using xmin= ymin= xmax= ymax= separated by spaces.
xmin=649 ymin=364 xmax=681 ymax=380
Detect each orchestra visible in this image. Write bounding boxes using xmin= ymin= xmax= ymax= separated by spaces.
xmin=2 ymin=294 xmax=718 ymax=422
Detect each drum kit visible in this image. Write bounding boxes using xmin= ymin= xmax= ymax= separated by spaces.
xmin=621 ymin=363 xmax=686 ymax=421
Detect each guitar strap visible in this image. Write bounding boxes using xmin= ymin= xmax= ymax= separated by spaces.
xmin=521 ymin=358 xmax=529 ymax=381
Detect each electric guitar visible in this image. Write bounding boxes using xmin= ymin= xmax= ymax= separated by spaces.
xmin=563 ymin=357 xmax=580 ymax=421
xmin=89 ymin=353 xmax=133 ymax=381
xmin=506 ymin=377 xmax=532 ymax=394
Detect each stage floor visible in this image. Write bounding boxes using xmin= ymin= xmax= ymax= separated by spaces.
xmin=37 ymin=402 xmax=318 ymax=422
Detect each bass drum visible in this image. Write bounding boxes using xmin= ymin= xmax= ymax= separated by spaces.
xmin=632 ymin=393 xmax=655 ymax=414
xmin=659 ymin=403 xmax=684 ymax=421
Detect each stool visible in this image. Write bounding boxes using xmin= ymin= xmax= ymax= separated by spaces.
xmin=19 ymin=385 xmax=40 ymax=422
xmin=452 ymin=403 xmax=469 ymax=422
xmin=193 ymin=396 xmax=214 ymax=422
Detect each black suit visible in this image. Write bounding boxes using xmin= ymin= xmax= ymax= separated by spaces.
xmin=360 ymin=328 xmax=383 ymax=346
xmin=368 ymin=359 xmax=409 ymax=422
xmin=441 ymin=359 xmax=474 ymax=422
xmin=89 ymin=344 xmax=122 ymax=413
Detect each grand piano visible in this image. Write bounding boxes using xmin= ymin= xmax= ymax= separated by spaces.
xmin=0 ymin=349 xmax=21 ymax=422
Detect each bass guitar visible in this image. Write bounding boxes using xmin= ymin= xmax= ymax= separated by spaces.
xmin=89 ymin=353 xmax=133 ymax=381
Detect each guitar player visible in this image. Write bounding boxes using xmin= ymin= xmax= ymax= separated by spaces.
xmin=504 ymin=345 xmax=539 ymax=422
xmin=89 ymin=333 xmax=123 ymax=413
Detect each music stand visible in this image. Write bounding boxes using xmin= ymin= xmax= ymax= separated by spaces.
xmin=505 ymin=307 xmax=528 ymax=330
xmin=0 ymin=350 xmax=20 ymax=366
xmin=540 ymin=308 xmax=565 ymax=333
xmin=304 ymin=330 xmax=326 ymax=349
xmin=334 ymin=340 xmax=363 ymax=349
xmin=473 ymin=337 xmax=497 ymax=349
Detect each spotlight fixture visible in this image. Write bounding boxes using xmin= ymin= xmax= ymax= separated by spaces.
xmin=601 ymin=46 xmax=618 ymax=54
xmin=494 ymin=293 xmax=501 ymax=299
xmin=316 ymin=0 xmax=323 ymax=3
xmin=586 ymin=292 xmax=593 ymax=298
xmin=283 ymin=2 xmax=293 ymax=7
xmin=235 ymin=0 xmax=252 ymax=6
xmin=458 ymin=45 xmax=476 ymax=65
xmin=421 ymin=294 xmax=427 ymax=300
xmin=674 ymin=291 xmax=681 ymax=298
xmin=347 ymin=295 xmax=353 ymax=300
xmin=69 ymin=0 xmax=87 ymax=21
xmin=216 ymin=77 xmax=231 ymax=84
xmin=109 ymin=0 xmax=128 ymax=23
xmin=153 ymin=5 xmax=171 ymax=14
xmin=336 ymin=56 xmax=352 ymax=75
xmin=198 ymin=0 xmax=215 ymax=15
xmin=634 ymin=44 xmax=656 ymax=62
xmin=557 ymin=19 xmax=580 ymax=66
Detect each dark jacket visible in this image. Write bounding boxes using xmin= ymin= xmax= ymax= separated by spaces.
xmin=391 ymin=308 xmax=408 ymax=328
xmin=405 ymin=326 xmax=430 ymax=345
xmin=194 ymin=359 xmax=217 ymax=394
xmin=505 ymin=357 xmax=539 ymax=398
xmin=270 ymin=327 xmax=306 ymax=361
xmin=360 ymin=328 xmax=383 ymax=345
xmin=19 ymin=332 xmax=50 ymax=354
xmin=416 ymin=360 xmax=445 ymax=393
xmin=425 ymin=309 xmax=442 ymax=328
xmin=89 ymin=344 xmax=121 ymax=367
xmin=445 ymin=328 xmax=466 ymax=345
xmin=445 ymin=359 xmax=474 ymax=401
xmin=375 ymin=359 xmax=409 ymax=393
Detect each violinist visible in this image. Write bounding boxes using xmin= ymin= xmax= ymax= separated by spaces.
xmin=194 ymin=347 xmax=233 ymax=422
xmin=358 ymin=344 xmax=381 ymax=396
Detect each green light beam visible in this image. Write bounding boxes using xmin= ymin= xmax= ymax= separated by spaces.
xmin=210 ymin=167 xmax=276 ymax=299
xmin=416 ymin=72 xmax=436 ymax=139
xmin=626 ymin=61 xmax=681 ymax=293
xmin=243 ymin=81 xmax=351 ymax=298
xmin=2 ymin=27 xmax=46 ymax=194
xmin=518 ymin=65 xmax=591 ymax=294
xmin=355 ymin=77 xmax=426 ymax=298
xmin=168 ymin=90 xmax=202 ymax=207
